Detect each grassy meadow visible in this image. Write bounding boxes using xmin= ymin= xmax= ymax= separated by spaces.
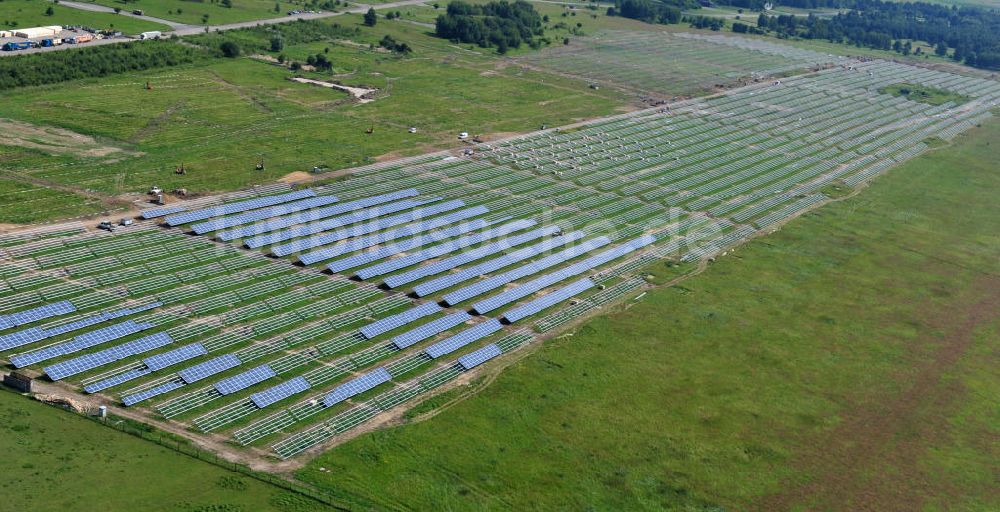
xmin=294 ymin=119 xmax=1000 ymax=510
xmin=0 ymin=0 xmax=170 ymax=33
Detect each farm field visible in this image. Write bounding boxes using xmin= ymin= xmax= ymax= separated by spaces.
xmin=79 ymin=0 xmax=304 ymax=26
xmin=0 ymin=0 xmax=170 ymax=34
xmin=297 ymin=115 xmax=1000 ymax=511
xmin=0 ymin=387 xmax=335 ymax=511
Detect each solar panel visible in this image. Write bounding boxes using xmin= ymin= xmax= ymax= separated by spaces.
xmin=413 ymin=231 xmax=585 ymax=297
xmin=216 ymin=189 xmax=419 ymax=241
xmin=143 ymin=343 xmax=209 ymax=371
xmin=177 ymin=354 xmax=242 ymax=384
xmin=122 ymin=380 xmax=184 ymax=406
xmin=356 ymin=219 xmax=535 ymax=280
xmin=359 ymin=302 xmax=442 ymax=339
xmin=322 ymin=367 xmax=391 ymax=407
xmin=424 ymin=319 xmax=503 ymax=359
xmin=469 ymin=237 xmax=653 ymax=315
xmin=140 ymin=206 xmax=186 ymax=219
xmin=84 ymin=368 xmax=152 ymax=393
xmin=40 ymin=314 xmax=105 ymax=337
xmin=267 ymin=199 xmax=466 ymax=256
xmin=392 ymin=311 xmax=472 ymax=349
xmin=442 ymin=236 xmax=611 ymax=306
xmin=384 ymin=225 xmax=560 ymax=288
xmin=213 ymin=364 xmax=277 ymax=395
xmin=164 ymin=189 xmax=316 ymax=226
xmin=44 ymin=332 xmax=173 ymax=381
xmin=10 ymin=320 xmax=154 ymax=368
xmin=500 ymin=278 xmax=595 ymax=323
xmin=1 ymin=300 xmax=76 ymax=328
xmin=247 ymin=198 xmax=440 ymax=250
xmin=0 ymin=327 xmax=47 ymax=351
xmin=325 ymin=216 xmax=493 ymax=273
xmin=301 ymin=206 xmax=490 ymax=265
xmin=250 ymin=376 xmax=312 ymax=408
xmin=457 ymin=343 xmax=502 ymax=370
xmin=190 ymin=195 xmax=340 ymax=235
xmin=103 ymin=301 xmax=162 ymax=320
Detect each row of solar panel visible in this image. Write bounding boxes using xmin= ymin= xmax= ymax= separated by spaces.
xmin=0 ymin=300 xmax=75 ymax=330
xmin=190 ymin=194 xmax=340 ymax=235
xmin=11 ymin=319 xmax=154 ymax=367
xmin=140 ymin=206 xmax=187 ymax=219
xmin=303 ymin=206 xmax=490 ymax=266
xmin=412 ymin=231 xmax=585 ymax=297
xmin=0 ymin=301 xmax=162 ymax=352
xmin=269 ymin=199 xmax=465 ymax=256
xmin=322 ymin=367 xmax=391 ymax=407
xmin=165 ymin=189 xmax=316 ymax=226
xmin=325 ymin=214 xmax=493 ymax=273
xmin=216 ymin=189 xmax=419 ymax=241
xmin=500 ymin=278 xmax=595 ymax=323
xmin=83 ymin=341 xmax=209 ymax=392
xmin=355 ymin=219 xmax=535 ymax=280
xmin=248 ymin=197 xmax=438 ymax=250
xmin=359 ymin=302 xmax=441 ymax=340
xmin=44 ymin=332 xmax=174 ymax=381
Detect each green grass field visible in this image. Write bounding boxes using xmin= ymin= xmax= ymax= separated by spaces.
xmin=78 ymin=0 xmax=300 ymax=26
xmin=294 ymin=119 xmax=1000 ymax=510
xmin=0 ymin=0 xmax=170 ymax=34
xmin=0 ymin=387 xmax=337 ymax=512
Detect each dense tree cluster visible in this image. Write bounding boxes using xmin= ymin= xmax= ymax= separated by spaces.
xmin=0 ymin=41 xmax=205 ymax=90
xmin=606 ymin=0 xmax=692 ymax=25
xmin=186 ymin=19 xmax=359 ymax=55
xmin=379 ymin=35 xmax=413 ymax=54
xmin=686 ymin=15 xmax=725 ymax=30
xmin=434 ymin=1 xmax=545 ymax=53
xmin=750 ymin=0 xmax=1000 ymax=70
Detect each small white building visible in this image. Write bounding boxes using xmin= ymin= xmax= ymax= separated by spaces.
xmin=139 ymin=31 xmax=162 ymax=40
xmin=14 ymin=26 xmax=62 ymax=39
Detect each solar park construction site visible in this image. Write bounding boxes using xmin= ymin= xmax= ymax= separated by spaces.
xmin=2 ymin=51 xmax=997 ymax=469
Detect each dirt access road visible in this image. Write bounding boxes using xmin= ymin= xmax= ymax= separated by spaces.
xmin=0 ymin=0 xmax=430 ymax=57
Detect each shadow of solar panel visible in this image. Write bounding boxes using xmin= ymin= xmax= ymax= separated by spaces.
xmin=217 ymin=189 xmax=418 ymax=241
xmin=356 ymin=219 xmax=534 ymax=280
xmin=392 ymin=311 xmax=472 ymax=349
xmin=302 ymin=206 xmax=490 ymax=265
xmin=322 ymin=367 xmax=391 ymax=407
xmin=214 ymin=364 xmax=277 ymax=395
xmin=359 ymin=302 xmax=441 ymax=339
xmin=177 ymin=354 xmax=242 ymax=384
xmin=424 ymin=319 xmax=503 ymax=359
xmin=143 ymin=343 xmax=208 ymax=371
xmin=165 ymin=189 xmax=316 ymax=226
xmin=500 ymin=278 xmax=595 ymax=323
xmin=413 ymin=231 xmax=585 ymax=297
xmin=250 ymin=376 xmax=311 ymax=409
xmin=123 ymin=380 xmax=184 ymax=406
xmin=457 ymin=343 xmax=502 ymax=370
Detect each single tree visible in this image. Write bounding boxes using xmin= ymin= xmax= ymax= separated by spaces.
xmin=220 ymin=41 xmax=241 ymax=58
xmin=45 ymin=6 xmax=55 ymax=16
xmin=363 ymin=7 xmax=377 ymax=26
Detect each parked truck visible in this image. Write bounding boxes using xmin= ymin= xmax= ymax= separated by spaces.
xmin=2 ymin=41 xmax=34 ymax=51
xmin=66 ymin=33 xmax=93 ymax=44
xmin=40 ymin=38 xmax=63 ymax=47
xmin=138 ymin=31 xmax=161 ymax=40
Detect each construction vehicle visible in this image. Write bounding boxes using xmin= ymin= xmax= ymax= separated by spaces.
xmin=458 ymin=132 xmax=469 ymax=140
xmin=133 ymin=9 xmax=144 ymax=15
xmin=472 ymin=134 xmax=484 ymax=143
xmin=148 ymin=185 xmax=163 ymax=195
xmin=154 ymin=194 xmax=165 ymax=205
xmin=173 ymin=188 xmax=188 ymax=197
xmin=119 ymin=218 xmax=134 ymax=227
xmin=174 ymin=163 xmax=186 ymax=175
xmin=365 ymin=124 xmax=375 ymax=134
xmin=97 ymin=221 xmax=115 ymax=232
xmin=255 ymin=156 xmax=265 ymax=171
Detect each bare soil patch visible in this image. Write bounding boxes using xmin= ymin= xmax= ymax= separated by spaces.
xmin=277 ymin=171 xmax=313 ymax=184
xmin=0 ymin=118 xmax=137 ymax=158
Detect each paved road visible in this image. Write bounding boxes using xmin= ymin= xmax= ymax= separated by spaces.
xmin=0 ymin=0 xmax=429 ymax=56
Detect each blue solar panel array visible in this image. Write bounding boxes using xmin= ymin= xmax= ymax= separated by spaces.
xmin=457 ymin=343 xmax=502 ymax=370
xmin=247 ymin=197 xmax=439 ymax=251
xmin=424 ymin=319 xmax=503 ymax=359
xmin=301 ymin=206 xmax=490 ymax=265
xmin=359 ymin=302 xmax=441 ymax=340
xmin=10 ymin=320 xmax=154 ymax=368
xmin=84 ymin=368 xmax=152 ymax=393
xmin=123 ymin=381 xmax=185 ymax=406
xmin=392 ymin=311 xmax=472 ymax=350
xmin=165 ymin=189 xmax=316 ymax=226
xmin=325 ymin=216 xmax=494 ymax=273
xmin=413 ymin=231 xmax=585 ymax=297
xmin=216 ymin=189 xmax=419 ymax=241
xmin=441 ymin=236 xmax=611 ymax=306
xmin=471 ymin=236 xmax=654 ymax=314
xmin=500 ymin=278 xmax=595 ymax=323
xmin=214 ymin=364 xmax=277 ymax=395
xmin=0 ymin=301 xmax=161 ymax=351
xmin=140 ymin=206 xmax=187 ymax=219
xmin=322 ymin=367 xmax=391 ymax=407
xmin=44 ymin=332 xmax=174 ymax=381
xmin=0 ymin=301 xmax=75 ymax=330
xmin=190 ymin=195 xmax=339 ymax=235
xmin=356 ymin=219 xmax=535 ymax=280
xmin=383 ymin=225 xmax=561 ymax=289
xmin=177 ymin=354 xmax=242 ymax=384
xmin=143 ymin=343 xmax=209 ymax=371
xmin=268 ymin=199 xmax=467 ymax=256
xmin=250 ymin=376 xmax=311 ymax=409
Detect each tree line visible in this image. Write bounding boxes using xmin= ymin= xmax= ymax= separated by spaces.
xmin=0 ymin=41 xmax=206 ymax=91
xmin=434 ymin=0 xmax=545 ymax=53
